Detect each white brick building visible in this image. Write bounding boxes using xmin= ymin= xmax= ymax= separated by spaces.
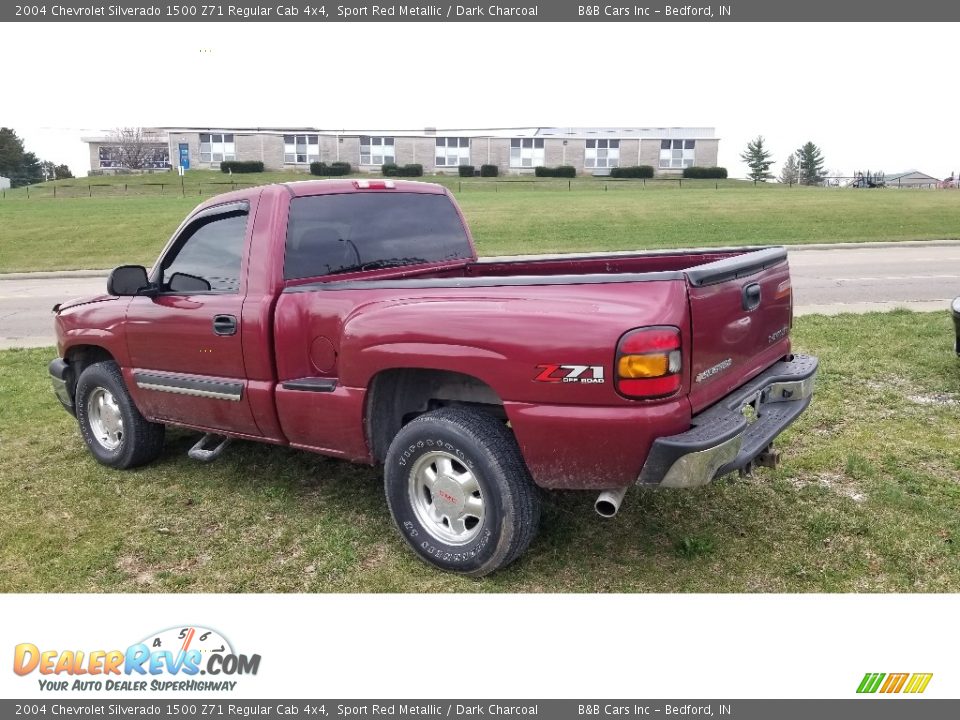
xmin=83 ymin=126 xmax=720 ymax=177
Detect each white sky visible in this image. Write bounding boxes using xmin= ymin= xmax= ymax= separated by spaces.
xmin=3 ymin=21 xmax=958 ymax=179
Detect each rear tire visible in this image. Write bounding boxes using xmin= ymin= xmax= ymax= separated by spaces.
xmin=384 ymin=407 xmax=540 ymax=577
xmin=75 ymin=360 xmax=165 ymax=469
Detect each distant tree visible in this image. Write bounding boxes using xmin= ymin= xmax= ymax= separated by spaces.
xmin=19 ymin=151 xmax=43 ymax=186
xmin=796 ymin=141 xmax=826 ymax=186
xmin=0 ymin=128 xmax=72 ymax=186
xmin=111 ymin=127 xmax=153 ymax=170
xmin=38 ymin=160 xmax=74 ymax=181
xmin=778 ymin=153 xmax=799 ymax=185
xmin=0 ymin=127 xmax=26 ymax=184
xmin=740 ymin=135 xmax=775 ymax=182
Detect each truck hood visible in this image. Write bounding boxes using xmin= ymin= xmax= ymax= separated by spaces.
xmin=56 ymin=294 xmax=117 ymax=313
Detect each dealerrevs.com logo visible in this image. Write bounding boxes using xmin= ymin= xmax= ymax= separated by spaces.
xmin=13 ymin=626 xmax=261 ymax=693
xmin=857 ymin=672 xmax=933 ymax=694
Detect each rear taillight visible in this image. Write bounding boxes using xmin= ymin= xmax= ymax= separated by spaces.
xmin=615 ymin=326 xmax=682 ymax=399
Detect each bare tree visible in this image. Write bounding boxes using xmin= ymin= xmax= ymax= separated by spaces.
xmin=110 ymin=127 xmax=156 ymax=170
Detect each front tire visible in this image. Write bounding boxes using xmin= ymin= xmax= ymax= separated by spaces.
xmin=384 ymin=407 xmax=540 ymax=577
xmin=75 ymin=360 xmax=165 ymax=469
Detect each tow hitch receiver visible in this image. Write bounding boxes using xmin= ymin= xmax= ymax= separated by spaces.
xmin=740 ymin=444 xmax=781 ymax=477
xmin=187 ymin=433 xmax=231 ymax=462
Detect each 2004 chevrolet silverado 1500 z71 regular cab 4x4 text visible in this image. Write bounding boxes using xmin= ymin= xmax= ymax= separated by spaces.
xmin=49 ymin=179 xmax=818 ymax=576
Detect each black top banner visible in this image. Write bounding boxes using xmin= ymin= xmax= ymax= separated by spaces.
xmin=5 ymin=0 xmax=960 ymax=22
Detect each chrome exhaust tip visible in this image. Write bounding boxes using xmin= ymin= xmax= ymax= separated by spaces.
xmin=595 ymin=487 xmax=628 ymax=518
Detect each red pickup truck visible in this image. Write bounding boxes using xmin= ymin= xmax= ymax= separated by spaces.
xmin=50 ymin=179 xmax=817 ymax=576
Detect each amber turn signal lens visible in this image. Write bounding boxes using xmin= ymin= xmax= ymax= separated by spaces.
xmin=619 ymin=354 xmax=669 ymax=378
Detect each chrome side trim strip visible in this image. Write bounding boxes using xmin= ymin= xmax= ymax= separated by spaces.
xmin=133 ymin=372 xmax=243 ymax=402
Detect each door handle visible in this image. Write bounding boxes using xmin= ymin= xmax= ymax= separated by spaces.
xmin=742 ymin=283 xmax=762 ymax=311
xmin=212 ymin=314 xmax=237 ymax=336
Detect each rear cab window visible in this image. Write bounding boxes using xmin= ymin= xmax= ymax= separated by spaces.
xmin=283 ymin=192 xmax=472 ymax=280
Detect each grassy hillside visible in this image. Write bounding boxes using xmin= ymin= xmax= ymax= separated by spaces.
xmin=2 ymin=172 xmax=959 ymax=272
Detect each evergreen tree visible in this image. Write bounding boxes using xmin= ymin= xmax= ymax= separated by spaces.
xmin=740 ymin=135 xmax=775 ymax=182
xmin=796 ymin=141 xmax=826 ymax=186
xmin=0 ymin=128 xmax=72 ymax=186
xmin=778 ymin=153 xmax=799 ymax=185
xmin=20 ymin=152 xmax=44 ymax=186
xmin=0 ymin=127 xmax=26 ymax=183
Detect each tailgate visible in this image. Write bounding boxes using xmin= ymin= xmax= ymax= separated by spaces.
xmin=685 ymin=248 xmax=794 ymax=414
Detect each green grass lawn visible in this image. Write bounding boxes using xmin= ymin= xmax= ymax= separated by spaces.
xmin=2 ymin=172 xmax=959 ymax=272
xmin=2 ymin=311 xmax=958 ymax=592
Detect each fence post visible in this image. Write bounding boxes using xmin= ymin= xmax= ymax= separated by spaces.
xmin=54 ymin=185 xmax=57 ymax=198
xmin=568 ymin=180 xmax=571 ymax=191
xmin=679 ymin=179 xmax=682 ymax=188
xmin=458 ymin=181 xmax=461 ymax=193
xmin=88 ymin=185 xmax=92 ymax=197
xmin=26 ymin=187 xmax=30 ymax=199
xmin=124 ymin=184 xmax=128 ymax=194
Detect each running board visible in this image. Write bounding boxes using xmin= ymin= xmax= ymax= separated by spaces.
xmin=187 ymin=433 xmax=231 ymax=462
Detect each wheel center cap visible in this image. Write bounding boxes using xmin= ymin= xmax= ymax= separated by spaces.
xmin=434 ymin=477 xmax=465 ymax=513
xmin=102 ymin=405 xmax=121 ymax=432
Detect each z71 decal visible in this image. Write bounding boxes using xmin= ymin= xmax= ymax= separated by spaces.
xmin=534 ymin=364 xmax=605 ymax=384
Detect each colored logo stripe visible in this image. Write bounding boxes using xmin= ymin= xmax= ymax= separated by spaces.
xmin=857 ymin=672 xmax=932 ymax=694
xmin=904 ymin=673 xmax=934 ymax=694
xmin=880 ymin=673 xmax=909 ymax=693
xmin=857 ymin=673 xmax=885 ymax=693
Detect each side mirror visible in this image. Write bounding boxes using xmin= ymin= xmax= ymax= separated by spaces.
xmin=168 ymin=272 xmax=212 ymax=293
xmin=107 ymin=265 xmax=151 ymax=296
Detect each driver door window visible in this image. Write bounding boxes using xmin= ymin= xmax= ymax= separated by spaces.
xmin=162 ymin=213 xmax=247 ymax=293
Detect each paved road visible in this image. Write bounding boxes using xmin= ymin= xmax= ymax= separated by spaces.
xmin=788 ymin=243 xmax=960 ymax=316
xmin=2 ymin=243 xmax=958 ymax=348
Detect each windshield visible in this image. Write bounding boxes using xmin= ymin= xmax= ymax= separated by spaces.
xmin=284 ymin=192 xmax=472 ymax=280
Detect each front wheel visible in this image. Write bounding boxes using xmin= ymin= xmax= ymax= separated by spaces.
xmin=384 ymin=407 xmax=540 ymax=577
xmin=75 ymin=360 xmax=165 ymax=469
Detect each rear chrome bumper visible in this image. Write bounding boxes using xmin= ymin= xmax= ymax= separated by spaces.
xmin=637 ymin=354 xmax=818 ymax=488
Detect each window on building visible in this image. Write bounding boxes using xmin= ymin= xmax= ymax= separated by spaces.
xmin=360 ymin=136 xmax=395 ymax=165
xmin=435 ymin=137 xmax=470 ymax=167
xmin=98 ymin=146 xmax=122 ymax=168
xmin=509 ymin=138 xmax=544 ymax=168
xmin=659 ymin=139 xmax=696 ymax=169
xmin=199 ymin=133 xmax=236 ymax=164
xmin=98 ymin=145 xmax=170 ymax=169
xmin=584 ymin=139 xmax=620 ymax=169
xmin=284 ymin=134 xmax=319 ymax=164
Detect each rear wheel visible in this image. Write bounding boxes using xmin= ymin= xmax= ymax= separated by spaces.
xmin=75 ymin=360 xmax=165 ymax=469
xmin=384 ymin=407 xmax=540 ymax=577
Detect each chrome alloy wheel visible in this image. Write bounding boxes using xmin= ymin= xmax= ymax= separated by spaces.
xmin=86 ymin=387 xmax=124 ymax=451
xmin=408 ymin=451 xmax=485 ymax=545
